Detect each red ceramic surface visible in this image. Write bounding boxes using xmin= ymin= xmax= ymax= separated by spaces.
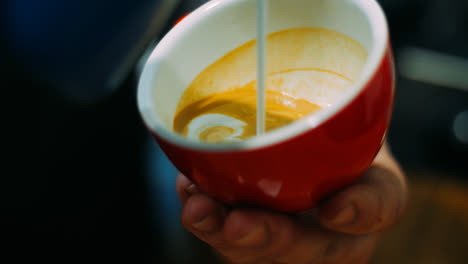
xmin=138 ymin=0 xmax=394 ymax=213
xmin=153 ymin=48 xmax=394 ymax=212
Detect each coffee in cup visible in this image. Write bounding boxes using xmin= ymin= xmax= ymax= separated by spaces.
xmin=173 ymin=27 xmax=368 ymax=143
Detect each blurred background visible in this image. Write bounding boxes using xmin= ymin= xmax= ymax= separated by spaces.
xmin=10 ymin=0 xmax=468 ymax=262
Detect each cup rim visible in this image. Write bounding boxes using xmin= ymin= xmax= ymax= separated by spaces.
xmin=138 ymin=0 xmax=389 ymax=152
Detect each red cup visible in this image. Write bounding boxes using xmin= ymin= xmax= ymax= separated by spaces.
xmin=138 ymin=0 xmax=395 ymax=213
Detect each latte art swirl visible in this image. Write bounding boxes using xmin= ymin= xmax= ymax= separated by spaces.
xmin=187 ymin=114 xmax=247 ymax=142
xmin=174 ymin=87 xmax=322 ymax=142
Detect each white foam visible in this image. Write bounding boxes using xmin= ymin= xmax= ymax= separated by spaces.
xmin=266 ymin=70 xmax=352 ymax=108
xmin=187 ymin=114 xmax=247 ymax=142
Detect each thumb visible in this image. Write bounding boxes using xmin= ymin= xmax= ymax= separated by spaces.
xmin=318 ymin=146 xmax=407 ymax=235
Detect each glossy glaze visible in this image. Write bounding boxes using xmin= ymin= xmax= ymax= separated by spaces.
xmin=153 ymin=49 xmax=394 ymax=212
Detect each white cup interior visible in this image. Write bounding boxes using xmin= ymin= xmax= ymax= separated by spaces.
xmin=138 ymin=0 xmax=388 ymax=151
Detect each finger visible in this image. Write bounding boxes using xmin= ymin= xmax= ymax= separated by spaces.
xmin=219 ymin=209 xmax=377 ymax=264
xmin=219 ymin=209 xmax=295 ymax=263
xmin=277 ymin=231 xmax=378 ymax=264
xmin=182 ymin=197 xmax=378 ymax=264
xmin=318 ymin=145 xmax=407 ymax=235
xmin=176 ymin=174 xmax=200 ymax=204
xmin=321 ymin=232 xmax=379 ymax=264
xmin=181 ymin=193 xmax=229 ymax=248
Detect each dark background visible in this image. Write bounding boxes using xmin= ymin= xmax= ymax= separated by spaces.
xmin=9 ymin=0 xmax=468 ymax=262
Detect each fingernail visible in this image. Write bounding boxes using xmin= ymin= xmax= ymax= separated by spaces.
xmin=192 ymin=214 xmax=217 ymax=232
xmin=234 ymin=224 xmax=268 ymax=247
xmin=185 ymin=184 xmax=200 ymax=196
xmin=331 ymin=204 xmax=356 ymax=226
